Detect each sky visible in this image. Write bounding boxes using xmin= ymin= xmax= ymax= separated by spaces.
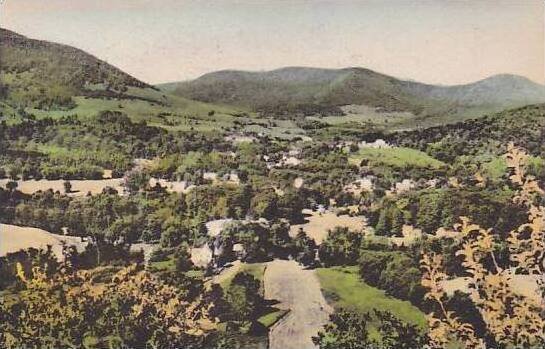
xmin=1 ymin=0 xmax=544 ymax=85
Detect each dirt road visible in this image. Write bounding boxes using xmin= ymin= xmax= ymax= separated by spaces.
xmin=264 ymin=260 xmax=332 ymax=349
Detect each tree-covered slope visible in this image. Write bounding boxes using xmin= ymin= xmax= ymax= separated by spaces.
xmin=163 ymin=67 xmax=545 ymax=121
xmin=389 ymin=104 xmax=545 ymax=161
xmin=0 ymin=28 xmax=150 ymax=110
xmin=0 ymin=28 xmax=250 ymax=128
xmin=161 ymin=67 xmax=435 ymax=115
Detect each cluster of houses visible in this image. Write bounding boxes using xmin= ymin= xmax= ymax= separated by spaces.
xmin=263 ymin=148 xmax=303 ymax=169
xmin=334 ymin=138 xmax=391 ymax=152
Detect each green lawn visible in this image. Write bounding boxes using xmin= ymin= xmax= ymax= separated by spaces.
xmin=349 ymin=146 xmax=445 ymax=169
xmin=257 ymin=309 xmax=289 ymax=328
xmin=316 ymin=266 xmax=426 ymax=328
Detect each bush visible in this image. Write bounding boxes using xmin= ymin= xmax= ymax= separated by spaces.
xmin=318 ymin=227 xmax=363 ymax=266
xmin=358 ymin=250 xmax=424 ymax=306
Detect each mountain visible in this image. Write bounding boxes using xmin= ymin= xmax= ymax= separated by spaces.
xmin=409 ymin=74 xmax=545 ymax=107
xmin=0 ymin=28 xmax=150 ymax=110
xmin=162 ymin=67 xmax=545 ymax=120
xmin=0 ymin=28 xmax=244 ymax=126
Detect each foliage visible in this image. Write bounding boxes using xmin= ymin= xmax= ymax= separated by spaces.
xmin=0 ymin=264 xmax=212 ymax=348
xmin=391 ymin=104 xmax=545 ymax=162
xmin=371 ymin=187 xmax=525 ymax=236
xmin=420 ymin=144 xmax=545 ymax=348
xmin=293 ymin=229 xmax=318 ymax=266
xmin=313 ymin=309 xmax=426 ymax=349
xmin=222 ymin=272 xmax=263 ymax=327
xmin=220 ymin=221 xmax=293 ymax=262
xmin=318 ymin=227 xmax=363 ymax=266
xmin=0 ymin=247 xmax=59 ymax=291
xmin=359 ymin=250 xmax=425 ymax=305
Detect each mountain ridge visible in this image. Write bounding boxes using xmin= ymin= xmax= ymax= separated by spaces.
xmin=161 ymin=66 xmax=545 ymax=119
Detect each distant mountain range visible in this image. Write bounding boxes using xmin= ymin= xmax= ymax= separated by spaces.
xmin=2 ymin=27 xmax=545 ymax=126
xmin=161 ymin=67 xmax=545 ymax=120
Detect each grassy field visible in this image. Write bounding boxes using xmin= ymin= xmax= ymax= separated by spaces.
xmin=148 ymin=254 xmax=205 ymax=280
xmin=349 ymin=146 xmax=445 ymax=169
xmin=148 ymin=256 xmax=177 ymax=273
xmin=27 ymin=95 xmax=238 ymax=122
xmin=316 ymin=266 xmax=426 ymax=328
xmin=308 ymin=104 xmax=416 ymax=129
xmin=20 ymin=86 xmax=251 ymax=126
xmin=18 ymin=88 xmax=314 ymax=138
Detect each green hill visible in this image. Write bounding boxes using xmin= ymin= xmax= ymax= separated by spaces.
xmin=389 ymin=104 xmax=545 ymax=161
xmin=162 ymin=67 xmax=545 ymax=125
xmin=0 ymin=28 xmax=150 ymax=110
xmin=0 ymin=28 xmax=249 ymax=128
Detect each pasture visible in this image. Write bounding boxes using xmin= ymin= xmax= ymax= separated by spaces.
xmin=349 ymin=146 xmax=445 ymax=169
xmin=316 ymin=266 xmax=426 ymax=328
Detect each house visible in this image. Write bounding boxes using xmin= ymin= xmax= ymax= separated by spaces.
xmin=358 ymin=139 xmax=390 ymax=149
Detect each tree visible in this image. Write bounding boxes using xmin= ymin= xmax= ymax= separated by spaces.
xmin=174 ymin=244 xmax=194 ymax=272
xmin=63 ymin=180 xmax=72 ymax=193
xmin=374 ymin=310 xmax=426 ymax=349
xmin=108 ymin=215 xmax=142 ymax=245
xmin=420 ymin=144 xmax=545 ymax=349
xmin=313 ymin=309 xmax=425 ymax=349
xmin=250 ymin=188 xmax=278 ymax=219
xmin=222 ymin=273 xmax=263 ymax=327
xmin=0 ymin=264 xmax=210 ymax=349
xmin=293 ymin=229 xmax=317 ymax=266
xmin=5 ymin=180 xmax=18 ymax=192
xmin=313 ymin=310 xmax=373 ymax=349
xmin=124 ymin=169 xmax=150 ymax=194
xmin=390 ymin=207 xmax=405 ymax=236
xmin=318 ymin=227 xmax=363 ymax=266
xmin=8 ymin=163 xmax=21 ymax=180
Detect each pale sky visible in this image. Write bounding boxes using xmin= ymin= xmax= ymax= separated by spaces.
xmin=1 ymin=0 xmax=544 ymax=85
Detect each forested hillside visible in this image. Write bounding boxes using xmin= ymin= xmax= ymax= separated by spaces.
xmin=163 ymin=67 xmax=545 ymax=123
xmin=0 ymin=28 xmax=149 ymax=110
xmin=389 ymin=104 xmax=545 ymax=160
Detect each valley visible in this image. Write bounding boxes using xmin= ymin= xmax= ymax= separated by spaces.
xmin=0 ymin=26 xmax=544 ymax=349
